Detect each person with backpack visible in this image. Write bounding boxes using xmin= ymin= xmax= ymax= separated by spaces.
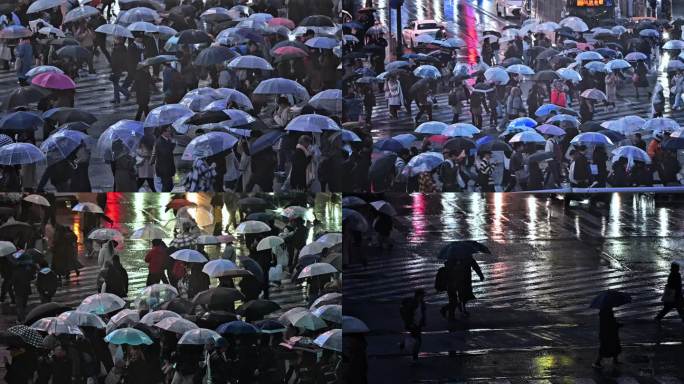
xmin=399 ymin=289 xmax=426 ymax=362
xmin=36 ymin=261 xmax=59 ymax=303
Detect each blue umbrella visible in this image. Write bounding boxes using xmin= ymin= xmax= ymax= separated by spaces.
xmin=182 ymin=132 xmax=238 ymax=161
xmin=413 ymin=65 xmax=441 ymax=79
xmin=305 ymin=36 xmax=339 ymax=50
xmin=342 ymin=21 xmax=363 ymax=30
xmin=405 ymin=152 xmax=444 ymax=176
xmin=499 ymin=125 xmax=534 ymax=137
xmin=104 ymin=328 xmax=153 ymax=345
xmin=253 ymin=77 xmax=310 ymax=101
xmin=373 ymin=138 xmax=404 ymax=153
xmin=97 ymin=120 xmax=144 ymax=161
xmin=546 ymin=114 xmax=580 ymax=126
xmin=392 ymin=133 xmax=417 ymax=147
xmin=222 ymin=109 xmax=256 ymax=127
xmin=255 ymin=319 xmax=286 ymax=334
xmin=509 ymin=117 xmax=538 ymax=128
xmin=339 ymin=129 xmax=361 ymax=142
xmin=638 ymin=29 xmax=659 ymax=38
xmin=590 ymin=290 xmax=631 ymax=309
xmin=570 ymin=132 xmax=614 ymax=146
xmin=216 ymin=320 xmax=259 ymax=335
xmin=0 ymin=111 xmax=43 ymax=133
xmin=385 ymin=61 xmax=411 ymax=71
xmin=144 ymin=104 xmax=194 ymax=128
xmin=40 ymin=129 xmax=88 ymax=165
xmin=576 ymin=51 xmax=604 ymax=61
xmin=285 ymin=114 xmax=339 ymax=133
xmin=624 ymin=52 xmax=648 ymax=61
xmin=249 ymin=130 xmax=282 ymax=154
xmin=535 ymin=103 xmax=561 ymax=116
xmin=584 ymin=61 xmax=606 ymax=73
xmin=227 ymin=55 xmax=274 ymax=70
xmin=0 ymin=143 xmax=46 ymax=165
xmin=475 ymin=135 xmax=494 ymax=148
xmin=309 ymin=89 xmax=342 ymax=114
xmin=415 ymin=121 xmax=447 ymax=135
xmin=206 ymin=89 xmax=253 ymax=111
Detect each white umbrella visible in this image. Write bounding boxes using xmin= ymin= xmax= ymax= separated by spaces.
xmin=559 ymin=16 xmax=588 ymax=32
xmin=71 ymin=202 xmax=103 ymax=213
xmin=298 ymin=242 xmax=327 ymax=258
xmin=105 ymin=309 xmax=140 ymax=334
xmin=509 ymin=131 xmax=545 ymax=143
xmin=178 ymin=328 xmax=221 ymax=345
xmin=0 ymin=241 xmax=17 ymax=257
xmin=315 ymin=233 xmax=342 ymax=247
xmin=130 ymin=223 xmax=168 ymax=240
xmin=38 ymin=26 xmax=65 ymax=37
xmin=202 ymin=259 xmax=240 ymax=278
xmin=314 ymin=329 xmax=341 ymax=352
xmin=57 ymin=311 xmax=106 ymax=329
xmin=257 ymin=236 xmax=285 ymax=251
xmin=140 ymin=310 xmax=182 ymax=326
xmin=23 ymin=194 xmax=50 ymax=206
xmin=156 ymin=317 xmax=199 ymax=335
xmin=88 ymin=228 xmax=123 ymax=242
xmin=297 ymin=262 xmax=338 ymax=279
xmin=287 ymin=311 xmax=327 ymax=331
xmin=170 ymin=249 xmax=208 ymax=263
xmin=312 ymin=304 xmax=342 ymax=323
xmin=235 ymin=220 xmax=271 ymax=234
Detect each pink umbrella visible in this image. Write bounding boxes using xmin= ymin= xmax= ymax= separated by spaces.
xmin=31 ymin=72 xmax=76 ymax=90
xmin=267 ymin=17 xmax=295 ymax=30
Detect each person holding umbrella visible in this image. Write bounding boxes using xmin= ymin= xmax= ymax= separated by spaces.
xmin=110 ymin=38 xmax=131 ymax=105
xmin=14 ymin=36 xmax=32 ymax=85
xmin=153 ymin=125 xmax=176 ymax=192
xmin=655 ymin=262 xmax=684 ymax=322
xmin=591 ymin=290 xmax=630 ymax=369
xmin=290 ymin=135 xmax=313 ymax=191
xmin=131 ymin=65 xmax=153 ymax=121
xmin=398 ymin=288 xmax=426 ymax=362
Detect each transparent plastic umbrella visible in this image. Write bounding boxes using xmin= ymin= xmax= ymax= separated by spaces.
xmin=298 ymin=242 xmax=327 ymax=258
xmin=117 ymin=7 xmax=160 ymax=24
xmin=312 ymin=304 xmax=342 ymax=323
xmin=605 ymin=59 xmax=631 ymax=71
xmin=559 ymin=16 xmax=588 ymax=32
xmin=556 ymin=68 xmax=582 ymax=82
xmin=0 ymin=143 xmax=46 ymax=165
xmin=144 ymin=104 xmax=193 ymax=128
xmin=140 ymin=310 xmax=181 ymax=325
xmin=287 ymin=311 xmax=327 ymax=331
xmin=576 ymin=51 xmax=604 ymax=61
xmin=63 ymin=5 xmax=99 ymax=24
xmin=644 ymin=117 xmax=680 ymax=133
xmin=235 ymin=220 xmax=271 ymax=234
xmin=570 ymin=132 xmax=614 ymax=146
xmin=106 ymin=309 xmax=140 ymax=334
xmin=137 ymin=284 xmax=178 ymax=311
xmin=227 ymin=55 xmax=273 ymax=70
xmin=369 ymin=200 xmax=397 ymax=216
xmin=484 ymin=67 xmax=510 ymax=85
xmin=155 ymin=317 xmax=199 ymax=334
xmin=311 ymin=292 xmax=342 ymax=309
xmin=95 ymin=24 xmax=134 ymax=38
xmin=202 ymin=259 xmax=240 ymax=277
xmin=71 ymin=202 xmax=103 ymax=213
xmin=97 ymin=120 xmax=144 ymax=161
xmin=285 ymin=114 xmax=340 ymax=133
xmin=305 ymin=36 xmax=339 ymax=49
xmin=314 ymin=329 xmax=341 ymax=352
xmin=214 ymin=88 xmax=254 ymax=109
xmin=253 ymin=77 xmax=310 ymax=101
xmin=222 ymin=109 xmax=256 ymax=127
xmin=413 ymin=65 xmax=441 ymax=79
xmin=315 ymin=233 xmax=342 ymax=247
xmin=31 ymin=317 xmax=83 ymax=336
xmin=415 ymin=121 xmax=448 ymax=135
xmin=57 ymin=311 xmax=106 ymax=329
xmin=181 ymin=93 xmax=218 ymax=112
xmin=105 ymin=328 xmax=153 ymax=345
xmin=256 ymin=236 xmax=284 ymax=251
xmin=178 ymin=328 xmax=221 ymax=345
xmin=130 ymin=223 xmax=168 ymax=240
xmin=87 ymin=228 xmax=123 ymax=242
xmin=182 ymin=132 xmax=238 ymax=161
xmin=404 ymin=152 xmax=444 ymax=176
xmin=509 ymin=131 xmax=546 ymax=143
xmin=40 ymin=129 xmax=89 ymax=165
xmin=127 ymin=21 xmax=158 ymax=34
xmin=27 ymin=0 xmax=66 ymax=14
xmin=25 ymin=65 xmax=64 ymax=77
xmin=309 ymin=89 xmax=342 ymax=114
xmin=505 ymin=64 xmax=535 ymax=75
xmin=77 ymin=293 xmax=125 ymax=315
xmin=442 ymin=123 xmax=480 ymax=138
xmin=297 ymin=262 xmax=338 ymax=279
xmin=612 ymin=145 xmax=651 ymax=166
xmin=170 ymin=249 xmax=208 ymax=263
xmin=342 ymin=315 xmax=369 ymax=333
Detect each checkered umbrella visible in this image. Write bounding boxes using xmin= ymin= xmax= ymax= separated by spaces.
xmin=170 ymin=232 xmax=198 ymax=248
xmin=8 ymin=325 xmax=45 ymax=349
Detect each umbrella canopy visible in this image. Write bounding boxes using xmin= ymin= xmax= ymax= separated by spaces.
xmin=0 ymin=111 xmax=43 ymax=133
xmin=71 ymin=202 xmax=103 ymax=213
xmin=644 ymin=117 xmax=680 ymax=133
xmin=77 ymin=293 xmax=125 ymax=315
xmin=40 ymin=129 xmax=88 ymax=165
xmin=28 ymin=0 xmax=66 ymax=13
xmin=287 ymin=311 xmax=327 ymax=331
xmin=202 ymin=259 xmax=251 ymax=278
xmin=194 ymin=45 xmax=239 ymax=66
xmin=590 ymin=290 xmax=632 ymax=309
xmin=404 ymin=152 xmax=444 ymax=176
xmin=342 ymin=208 xmax=368 ymax=231
xmin=106 ymin=309 xmax=140 ymax=334
xmin=316 ymin=233 xmax=343 ymax=248
xmin=182 ymin=132 xmax=238 ymax=160
xmin=413 ymin=65 xmax=441 ymax=79
xmin=235 ymin=220 xmax=271 ymax=234
xmin=23 ymin=194 xmax=50 ymax=207
xmin=298 ymin=242 xmax=326 ymax=258
xmin=297 ymin=262 xmax=338 ymax=279
xmin=117 ymin=7 xmax=160 ymax=24
xmin=178 ymin=328 xmax=221 ymax=345
xmin=255 ymin=319 xmax=287 ymax=334
xmin=57 ymin=310 xmax=106 ymax=329
xmin=227 ymin=55 xmax=273 ymax=70
xmin=216 ymin=320 xmax=260 ymax=335
xmin=285 ymin=114 xmax=339 ymax=133
xmin=536 ymin=124 xmax=565 ymax=136
xmin=415 ymin=121 xmax=448 ymax=135
xmin=369 ymin=200 xmax=397 ymax=216
xmin=237 ymin=299 xmax=281 ymax=319
xmin=88 ymin=228 xmax=123 ymax=242
xmin=0 ymin=241 xmax=17 ymax=256
xmin=580 ymin=88 xmax=607 ymax=101
xmin=309 ymin=89 xmax=342 ymax=114
xmin=253 ymin=77 xmax=310 ymax=101
xmin=442 ymin=123 xmax=480 ymax=138
xmin=55 ymin=45 xmax=91 ymax=61
xmin=438 ymin=241 xmax=491 ymax=261
xmin=97 ymin=120 xmax=144 ymax=161
xmin=506 ymin=64 xmax=535 ymax=75
xmin=557 ymin=68 xmax=582 ymax=82
xmin=3 ymin=85 xmax=50 ymax=110
xmin=257 ymin=236 xmax=284 ymax=251
xmin=0 ymin=25 xmax=32 ymax=39
xmin=105 ymin=328 xmax=153 ymax=345
xmin=144 ymin=104 xmax=193 ymax=128
xmin=6 ymin=325 xmax=45 ymax=349
xmin=140 ymin=310 xmax=181 ymax=325
xmin=0 ymin=143 xmax=46 ymax=165
xmin=305 ymin=36 xmax=339 ymax=49
xmin=95 ymin=24 xmax=134 ymax=38
xmin=170 ymin=249 xmax=208 ymax=263
xmin=612 ymin=145 xmax=651 ymax=165
xmin=155 ymin=317 xmax=199 ymax=334
xmin=31 ymin=72 xmax=76 ymax=90
xmin=484 ymin=67 xmax=510 ymax=84
xmin=43 ymin=107 xmax=96 ymax=124
xmin=314 ymin=329 xmax=341 ymax=352
xmin=194 ymin=287 xmax=245 ymax=310
xmin=312 ymin=304 xmax=342 ymax=323
xmin=570 ymin=132 xmax=614 ymax=146
xmin=311 ymin=292 xmax=343 ymax=309
xmin=342 ymin=315 xmax=369 ymax=333
xmin=559 ymin=16 xmax=588 ymax=32
xmin=137 ymin=284 xmax=178 ymax=310
xmin=23 ymin=302 xmax=71 ymax=325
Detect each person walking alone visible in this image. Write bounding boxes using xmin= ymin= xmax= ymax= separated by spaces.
xmin=398 ymin=289 xmax=426 ymax=362
xmin=655 ymin=262 xmax=684 ymax=322
xmin=145 ymin=239 xmax=169 ymax=285
xmin=593 ymin=306 xmax=622 ymax=369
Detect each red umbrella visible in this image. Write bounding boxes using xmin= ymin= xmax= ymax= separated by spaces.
xmin=272 ymin=46 xmax=308 ymax=58
xmin=31 ymin=72 xmax=76 ymax=90
xmin=165 ymin=198 xmax=196 ymax=211
xmin=427 ymin=135 xmax=449 ymax=146
xmin=267 ymin=17 xmax=295 ymax=30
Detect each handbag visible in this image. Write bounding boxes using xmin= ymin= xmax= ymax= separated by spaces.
xmin=663 ymin=287 xmax=677 ymax=303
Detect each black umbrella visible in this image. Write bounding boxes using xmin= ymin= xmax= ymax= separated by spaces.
xmin=24 ymin=302 xmax=71 ymax=325
xmin=300 ymin=15 xmax=334 ymax=27
xmin=483 ymin=30 xmax=502 ymax=37
xmin=437 ymin=241 xmax=491 ymax=261
xmin=368 ymin=152 xmax=397 ymax=181
xmin=595 ymin=48 xmax=619 ymax=59
xmin=598 ymin=129 xmax=625 ymax=142
xmin=193 ymin=287 xmax=245 ymax=311
xmin=471 ymin=82 xmax=495 ymax=93
xmin=177 ymin=29 xmax=212 ymax=44
xmin=526 ymin=151 xmax=554 ymax=164
xmin=501 ymin=57 xmax=523 ymax=67
xmin=59 ymin=121 xmax=90 ymax=133
xmin=533 ymin=70 xmax=561 ymax=82
xmin=0 ymin=221 xmax=37 ymax=244
xmin=161 ymin=297 xmax=194 ymax=314
xmin=236 ymin=299 xmax=281 ymax=319
xmin=3 ymin=86 xmax=50 ymax=110
xmin=525 ymin=46 xmax=546 ymax=61
xmin=43 ymin=107 xmax=97 ymax=124
xmin=245 ymin=212 xmax=274 ymax=223
xmin=249 ymin=130 xmax=282 ymax=155
xmin=56 ymin=45 xmax=91 ymax=61
xmin=0 ymin=331 xmax=25 ymax=348
xmin=579 ymin=121 xmax=603 ymax=132
xmin=169 ymin=4 xmax=196 ymax=16
xmin=238 ymin=197 xmax=268 ymax=210
xmin=194 ymin=46 xmax=239 ymax=66
xmin=414 ymin=54 xmax=440 ymax=64
xmin=6 ymin=325 xmax=44 ymax=349
xmin=535 ymin=48 xmax=560 ymax=61
xmin=444 ymin=137 xmax=475 ymax=153
xmin=549 ymin=55 xmax=574 ymax=68
xmin=196 ymin=310 xmax=237 ymax=329
xmin=590 ymin=290 xmax=632 ymax=309
xmin=185 ymin=110 xmax=230 ymax=125
xmin=478 ymin=139 xmax=511 ymax=154
xmin=238 ymin=257 xmax=264 ymax=282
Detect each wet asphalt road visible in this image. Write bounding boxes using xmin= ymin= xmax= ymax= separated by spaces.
xmin=344 ymin=193 xmax=684 ymax=382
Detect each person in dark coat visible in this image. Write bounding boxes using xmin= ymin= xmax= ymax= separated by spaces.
xmin=247 ymin=148 xmax=276 ymax=192
xmin=110 ymin=38 xmax=130 ymax=104
xmin=187 ymin=263 xmax=210 ymax=299
xmin=36 ymin=261 xmax=59 ymax=303
xmin=5 ymin=345 xmax=38 ymax=384
xmin=593 ymin=307 xmax=622 ymax=368
xmin=373 ymin=211 xmax=393 ymax=249
xmin=132 ymin=67 xmax=153 ymax=121
xmin=655 ymin=262 xmax=684 ymax=321
xmin=569 ymin=146 xmax=592 ymax=187
xmin=123 ymin=346 xmax=151 ymax=383
xmin=447 ymin=255 xmax=484 ymax=316
xmin=154 ymin=125 xmax=176 ymax=192
xmin=592 ymin=146 xmax=608 ymax=187
xmin=609 ymin=157 xmax=629 ymax=187
xmin=0 ymin=255 xmax=14 ymax=303
xmin=104 ymin=254 xmax=129 ymax=298
xmin=239 ymin=274 xmax=262 ymax=301
xmin=398 ymin=289 xmax=426 ymax=361
xmin=630 ymin=161 xmax=653 ymax=186
xmin=51 ymin=224 xmax=81 ymax=281
xmin=36 ymin=156 xmax=76 ymax=192
xmin=12 ymin=262 xmax=34 ymax=322
xmin=289 ymin=135 xmax=312 ymax=190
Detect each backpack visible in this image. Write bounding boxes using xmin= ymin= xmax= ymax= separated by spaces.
xmin=435 ymin=266 xmax=448 ymax=292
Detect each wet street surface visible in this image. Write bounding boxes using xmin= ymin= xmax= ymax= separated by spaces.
xmin=0 ymin=193 xmax=341 ymax=329
xmin=344 ymin=194 xmax=684 ymax=382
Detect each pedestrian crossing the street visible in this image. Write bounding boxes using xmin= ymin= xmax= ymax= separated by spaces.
xmin=344 ymin=202 xmax=684 ymax=322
